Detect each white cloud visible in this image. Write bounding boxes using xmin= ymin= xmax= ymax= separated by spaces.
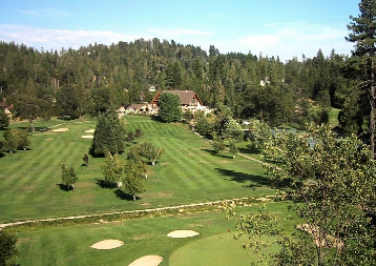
xmin=17 ymin=8 xmax=71 ymax=19
xmin=0 ymin=25 xmax=140 ymax=51
xmin=148 ymin=28 xmax=213 ymax=37
xmin=216 ymin=22 xmax=353 ymax=60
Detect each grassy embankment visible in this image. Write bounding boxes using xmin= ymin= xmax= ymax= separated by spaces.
xmin=10 ymin=202 xmax=298 ymax=266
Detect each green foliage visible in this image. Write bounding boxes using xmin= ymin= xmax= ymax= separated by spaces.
xmin=57 ymin=84 xmax=89 ymax=119
xmin=121 ymin=159 xmax=145 ymax=201
xmin=246 ymin=119 xmax=272 ymax=151
xmin=14 ymin=129 xmax=31 ymax=150
xmin=223 ymin=117 xmax=243 ymax=140
xmin=0 ymin=137 xmax=4 ymax=156
xmin=60 ymin=163 xmax=78 ymax=190
xmin=182 ymin=110 xmax=194 ymax=123
xmin=211 ymin=135 xmax=225 ymax=153
xmin=135 ymin=129 xmax=142 ymax=138
xmin=195 ymin=115 xmax=213 ymax=137
xmin=90 ymin=108 xmax=126 ymax=156
xmin=259 ymin=124 xmax=376 ymax=265
xmin=101 ymin=148 xmax=123 ymax=186
xmin=158 ymin=92 xmax=182 ymax=122
xmin=0 ymin=110 xmax=9 ymax=130
xmin=3 ymin=129 xmax=19 ymax=153
xmin=0 ymin=230 xmax=18 ymax=266
xmin=228 ymin=138 xmax=238 ymax=158
xmin=139 ymin=141 xmax=164 ymax=165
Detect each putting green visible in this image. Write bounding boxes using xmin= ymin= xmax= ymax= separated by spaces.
xmin=169 ymin=232 xmax=258 ymax=266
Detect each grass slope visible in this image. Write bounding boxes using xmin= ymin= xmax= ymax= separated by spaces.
xmin=0 ymin=116 xmax=273 ymax=223
xmin=12 ymin=202 xmax=298 ymax=266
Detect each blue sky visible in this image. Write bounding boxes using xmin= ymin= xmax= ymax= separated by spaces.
xmin=0 ymin=0 xmax=361 ymax=61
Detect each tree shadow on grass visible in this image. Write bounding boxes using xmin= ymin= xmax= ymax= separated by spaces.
xmin=150 ymin=115 xmax=165 ymax=123
xmin=95 ymin=179 xmax=118 ymax=189
xmin=238 ymin=146 xmax=262 ymax=155
xmin=114 ymin=189 xmax=140 ymax=201
xmin=201 ymin=148 xmax=231 ymax=159
xmin=57 ymin=183 xmax=75 ymax=191
xmin=215 ymin=168 xmax=271 ymax=188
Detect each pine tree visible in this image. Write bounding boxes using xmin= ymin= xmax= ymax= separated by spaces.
xmin=346 ymin=0 xmax=376 ymax=157
xmin=90 ymin=108 xmax=126 ymax=156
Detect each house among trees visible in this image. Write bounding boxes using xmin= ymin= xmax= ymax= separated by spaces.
xmin=0 ymin=102 xmax=13 ymax=118
xmin=150 ymin=90 xmax=210 ymax=115
xmin=124 ymin=103 xmax=150 ymax=115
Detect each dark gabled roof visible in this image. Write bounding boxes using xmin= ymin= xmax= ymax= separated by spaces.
xmin=150 ymin=90 xmax=203 ymax=105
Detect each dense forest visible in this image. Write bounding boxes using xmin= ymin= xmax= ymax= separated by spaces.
xmin=0 ymin=38 xmax=370 ymax=135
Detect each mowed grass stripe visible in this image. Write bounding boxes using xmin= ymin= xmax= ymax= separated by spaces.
xmin=0 ymin=140 xmax=57 ymax=195
xmin=13 ymin=141 xmax=73 ymax=204
xmin=157 ymin=138 xmax=224 ymax=188
xmin=156 ymin=138 xmax=208 ymax=189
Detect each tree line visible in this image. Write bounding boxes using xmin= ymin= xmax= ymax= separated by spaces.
xmin=0 ymin=33 xmax=369 ymax=134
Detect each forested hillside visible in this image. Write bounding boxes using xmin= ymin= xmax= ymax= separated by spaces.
xmin=0 ymin=38 xmax=367 ymax=133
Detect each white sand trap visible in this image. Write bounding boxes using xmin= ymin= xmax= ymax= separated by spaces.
xmin=52 ymin=128 xmax=69 ymax=132
xmin=90 ymin=239 xmax=124 ymax=250
xmin=128 ymin=255 xmax=163 ymax=266
xmin=85 ymin=129 xmax=95 ymax=133
xmin=81 ymin=135 xmax=94 ymax=139
xmin=167 ymin=230 xmax=200 ymax=238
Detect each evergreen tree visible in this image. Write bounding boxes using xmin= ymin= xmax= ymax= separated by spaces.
xmin=158 ymin=92 xmax=182 ymax=122
xmin=90 ymin=108 xmax=125 ymax=156
xmin=0 ymin=110 xmax=9 ymax=130
xmin=346 ymin=0 xmax=376 ymax=157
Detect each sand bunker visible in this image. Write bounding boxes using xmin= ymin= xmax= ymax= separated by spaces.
xmin=52 ymin=128 xmax=69 ymax=132
xmin=90 ymin=239 xmax=124 ymax=250
xmin=167 ymin=230 xmax=200 ymax=238
xmin=81 ymin=135 xmax=94 ymax=139
xmin=85 ymin=129 xmax=95 ymax=133
xmin=128 ymin=255 xmax=163 ymax=266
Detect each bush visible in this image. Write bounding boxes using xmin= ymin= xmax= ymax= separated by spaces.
xmin=0 ymin=110 xmax=9 ymax=130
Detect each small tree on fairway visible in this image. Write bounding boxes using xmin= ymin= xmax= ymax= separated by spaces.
xmin=14 ymin=129 xmax=30 ymax=150
xmin=135 ymin=129 xmax=143 ymax=138
xmin=247 ymin=119 xmax=272 ymax=152
xmin=158 ymin=92 xmax=182 ymax=122
xmin=3 ymin=129 xmax=19 ymax=154
xmin=121 ymin=159 xmax=145 ymax=201
xmin=101 ymin=148 xmax=124 ymax=187
xmin=60 ymin=163 xmax=78 ymax=190
xmin=0 ymin=230 xmax=18 ymax=266
xmin=139 ymin=141 xmax=164 ymax=165
xmin=126 ymin=131 xmax=134 ymax=142
xmin=82 ymin=154 xmax=89 ymax=166
xmin=228 ymin=138 xmax=238 ymax=158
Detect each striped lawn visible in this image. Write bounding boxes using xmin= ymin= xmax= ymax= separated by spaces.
xmin=0 ymin=116 xmax=274 ymax=223
xmin=12 ymin=202 xmax=299 ymax=266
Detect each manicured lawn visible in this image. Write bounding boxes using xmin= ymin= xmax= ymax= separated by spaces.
xmin=11 ymin=202 xmax=299 ymax=266
xmin=0 ymin=116 xmax=274 ymax=223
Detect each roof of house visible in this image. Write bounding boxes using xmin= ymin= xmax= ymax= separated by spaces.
xmin=126 ymin=103 xmax=147 ymax=110
xmin=0 ymin=103 xmax=13 ymax=110
xmin=150 ymin=90 xmax=203 ymax=105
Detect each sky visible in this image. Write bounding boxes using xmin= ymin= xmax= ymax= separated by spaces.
xmin=0 ymin=0 xmax=362 ymax=61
